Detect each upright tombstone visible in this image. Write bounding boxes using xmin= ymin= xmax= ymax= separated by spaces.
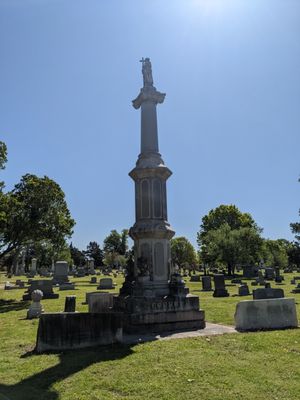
xmin=264 ymin=268 xmax=275 ymax=280
xmin=53 ymin=261 xmax=69 ymax=285
xmin=113 ymin=58 xmax=205 ymax=332
xmin=202 ymin=276 xmax=212 ymax=291
xmin=23 ymin=279 xmax=59 ymax=300
xmin=97 ymin=278 xmax=114 ymax=290
xmin=64 ymin=296 xmax=76 ymax=312
xmin=31 ymin=258 xmax=37 ymax=274
xmin=213 ymin=274 xmax=229 ymax=297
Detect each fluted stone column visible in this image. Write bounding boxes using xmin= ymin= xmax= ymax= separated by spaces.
xmin=129 ymin=58 xmax=175 ymax=296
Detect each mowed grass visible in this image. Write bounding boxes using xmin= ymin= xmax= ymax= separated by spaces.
xmin=1 ymin=272 xmax=300 ymax=400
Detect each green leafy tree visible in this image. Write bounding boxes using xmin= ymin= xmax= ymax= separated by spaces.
xmin=261 ymin=239 xmax=289 ymax=268
xmin=85 ymin=241 xmax=103 ymax=267
xmin=0 ymin=141 xmax=7 ymax=190
xmin=103 ymin=229 xmax=129 ymax=256
xmin=171 ymin=237 xmax=197 ymax=269
xmin=288 ymin=242 xmax=300 ymax=268
xmin=70 ymin=243 xmax=86 ymax=267
xmin=0 ymin=174 xmax=75 ymax=260
xmin=197 ymin=204 xmax=263 ymax=275
xmin=290 ymin=178 xmax=300 ymax=241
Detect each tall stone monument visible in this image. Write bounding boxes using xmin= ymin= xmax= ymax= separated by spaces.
xmin=114 ymin=58 xmax=205 ymax=333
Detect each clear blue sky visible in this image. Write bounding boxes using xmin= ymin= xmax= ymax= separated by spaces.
xmin=0 ymin=0 xmax=299 ymax=250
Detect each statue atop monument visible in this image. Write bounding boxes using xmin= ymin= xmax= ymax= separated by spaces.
xmin=140 ymin=57 xmax=153 ymax=87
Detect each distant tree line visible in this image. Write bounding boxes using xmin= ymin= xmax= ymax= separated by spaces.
xmin=0 ymin=140 xmax=299 ymax=274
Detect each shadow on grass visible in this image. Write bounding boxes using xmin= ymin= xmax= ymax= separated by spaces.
xmin=0 ymin=299 xmax=30 ymax=314
xmin=0 ymin=343 xmax=134 ymax=400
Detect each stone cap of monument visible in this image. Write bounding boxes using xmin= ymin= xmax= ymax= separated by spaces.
xmin=132 ymin=87 xmax=166 ymax=110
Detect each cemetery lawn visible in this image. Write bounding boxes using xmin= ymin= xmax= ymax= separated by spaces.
xmin=1 ymin=273 xmax=300 ymax=400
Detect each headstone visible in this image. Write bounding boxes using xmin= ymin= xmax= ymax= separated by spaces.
xmin=88 ymin=292 xmax=114 ymax=313
xmin=213 ymin=274 xmax=229 ymax=297
xmin=90 ymin=277 xmax=97 ymax=284
xmin=274 ymin=267 xmax=283 ymax=283
xmin=238 ymin=284 xmax=250 ymax=296
xmin=59 ymin=282 xmax=75 ymax=291
xmin=39 ymin=266 xmax=50 ymax=277
xmin=231 ymin=278 xmax=242 ymax=284
xmin=264 ymin=268 xmax=275 ymax=280
xmin=22 ymin=280 xmax=59 ymax=300
xmin=88 ymin=259 xmax=96 ymax=275
xmin=53 ymin=261 xmax=69 ymax=284
xmin=201 ymin=276 xmax=212 ymax=291
xmin=27 ymin=289 xmax=44 ymax=319
xmin=31 ymin=258 xmax=37 ymax=274
xmin=4 ymin=281 xmax=15 ymax=290
xmin=190 ymin=275 xmax=200 ymax=282
xmin=242 ymin=265 xmax=258 ymax=278
xmin=64 ymin=295 xmax=76 ymax=312
xmin=36 ymin=312 xmax=123 ymax=353
xmin=253 ymin=286 xmax=284 ymax=300
xmin=97 ymin=278 xmax=114 ymax=290
xmin=292 ymin=283 xmax=300 ymax=294
xmin=16 ymin=279 xmax=25 ymax=288
xmin=76 ymin=267 xmax=85 ymax=278
xmin=235 ymin=298 xmax=298 ymax=331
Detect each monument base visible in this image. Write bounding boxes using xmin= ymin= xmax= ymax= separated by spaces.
xmin=113 ymin=294 xmax=205 ymax=333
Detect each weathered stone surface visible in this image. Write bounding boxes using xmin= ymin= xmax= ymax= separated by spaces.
xmin=213 ymin=274 xmax=229 ymax=297
xmin=35 ymin=312 xmax=123 ymax=353
xmin=253 ymin=287 xmax=284 ymax=300
xmin=22 ymin=280 xmax=59 ymax=300
xmin=264 ymin=267 xmax=275 ymax=280
xmin=97 ymin=278 xmax=114 ymax=290
xmin=190 ymin=275 xmax=200 ymax=282
xmin=88 ymin=293 xmax=114 ymax=313
xmin=201 ymin=276 xmax=212 ymax=291
xmin=64 ymin=295 xmax=76 ymax=312
xmin=53 ymin=261 xmax=69 ymax=284
xmin=59 ymin=283 xmax=75 ymax=291
xmin=27 ymin=289 xmax=44 ymax=319
xmin=235 ymin=298 xmax=298 ymax=331
xmin=238 ymin=284 xmax=250 ymax=296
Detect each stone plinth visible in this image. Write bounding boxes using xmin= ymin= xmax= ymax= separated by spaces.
xmin=238 ymin=284 xmax=250 ymax=296
xmin=35 ymin=312 xmax=123 ymax=353
xmin=27 ymin=290 xmax=44 ymax=319
xmin=235 ymin=298 xmax=298 ymax=331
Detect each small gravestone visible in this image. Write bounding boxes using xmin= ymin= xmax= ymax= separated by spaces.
xmin=274 ymin=267 xmax=283 ymax=283
xmin=264 ymin=268 xmax=275 ymax=280
xmin=97 ymin=278 xmax=114 ymax=290
xmin=90 ymin=277 xmax=97 ymax=284
xmin=201 ymin=276 xmax=212 ymax=291
xmin=291 ymin=279 xmax=296 ymax=284
xmin=292 ymin=283 xmax=300 ymax=294
xmin=190 ymin=275 xmax=200 ymax=282
xmin=27 ymin=289 xmax=44 ymax=319
xmin=39 ymin=266 xmax=50 ymax=277
xmin=213 ymin=274 xmax=229 ymax=297
xmin=59 ymin=282 xmax=75 ymax=291
xmin=16 ymin=279 xmax=25 ymax=288
xmin=64 ymin=295 xmax=76 ymax=312
xmin=23 ymin=280 xmax=59 ymax=300
xmin=4 ymin=281 xmax=15 ymax=290
xmin=53 ymin=261 xmax=69 ymax=284
xmin=238 ymin=284 xmax=250 ymax=296
xmin=242 ymin=265 xmax=258 ymax=278
xmin=76 ymin=267 xmax=86 ymax=278
xmin=253 ymin=286 xmax=284 ymax=300
xmin=231 ymin=278 xmax=242 ymax=284
xmin=88 ymin=292 xmax=114 ymax=313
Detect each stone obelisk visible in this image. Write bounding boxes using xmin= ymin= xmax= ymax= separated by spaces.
xmin=114 ymin=58 xmax=205 ymax=333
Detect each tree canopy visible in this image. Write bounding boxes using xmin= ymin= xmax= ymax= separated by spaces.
xmin=0 ymin=174 xmax=75 ymax=260
xmin=197 ymin=205 xmax=263 ymax=275
xmin=171 ymin=236 xmax=197 ymax=269
xmin=103 ymin=229 xmax=129 ymax=256
xmin=84 ymin=241 xmax=104 ymax=266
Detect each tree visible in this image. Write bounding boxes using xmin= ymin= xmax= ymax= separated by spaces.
xmin=0 ymin=141 xmax=7 ymax=190
xmin=85 ymin=241 xmax=103 ymax=267
xmin=103 ymin=229 xmax=129 ymax=256
xmin=171 ymin=237 xmax=197 ymax=269
xmin=288 ymin=242 xmax=300 ymax=268
xmin=70 ymin=243 xmax=86 ymax=267
xmin=290 ymin=178 xmax=300 ymax=242
xmin=0 ymin=174 xmax=75 ymax=260
xmin=261 ymin=239 xmax=289 ymax=268
xmin=197 ymin=205 xmax=263 ymax=275
xmin=197 ymin=204 xmax=260 ymax=247
xmin=203 ymin=224 xmax=263 ymax=275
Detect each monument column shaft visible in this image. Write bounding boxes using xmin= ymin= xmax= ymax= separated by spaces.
xmin=141 ymin=101 xmax=159 ymax=154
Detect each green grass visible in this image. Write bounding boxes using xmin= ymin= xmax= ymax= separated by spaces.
xmin=1 ymin=272 xmax=300 ymax=400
